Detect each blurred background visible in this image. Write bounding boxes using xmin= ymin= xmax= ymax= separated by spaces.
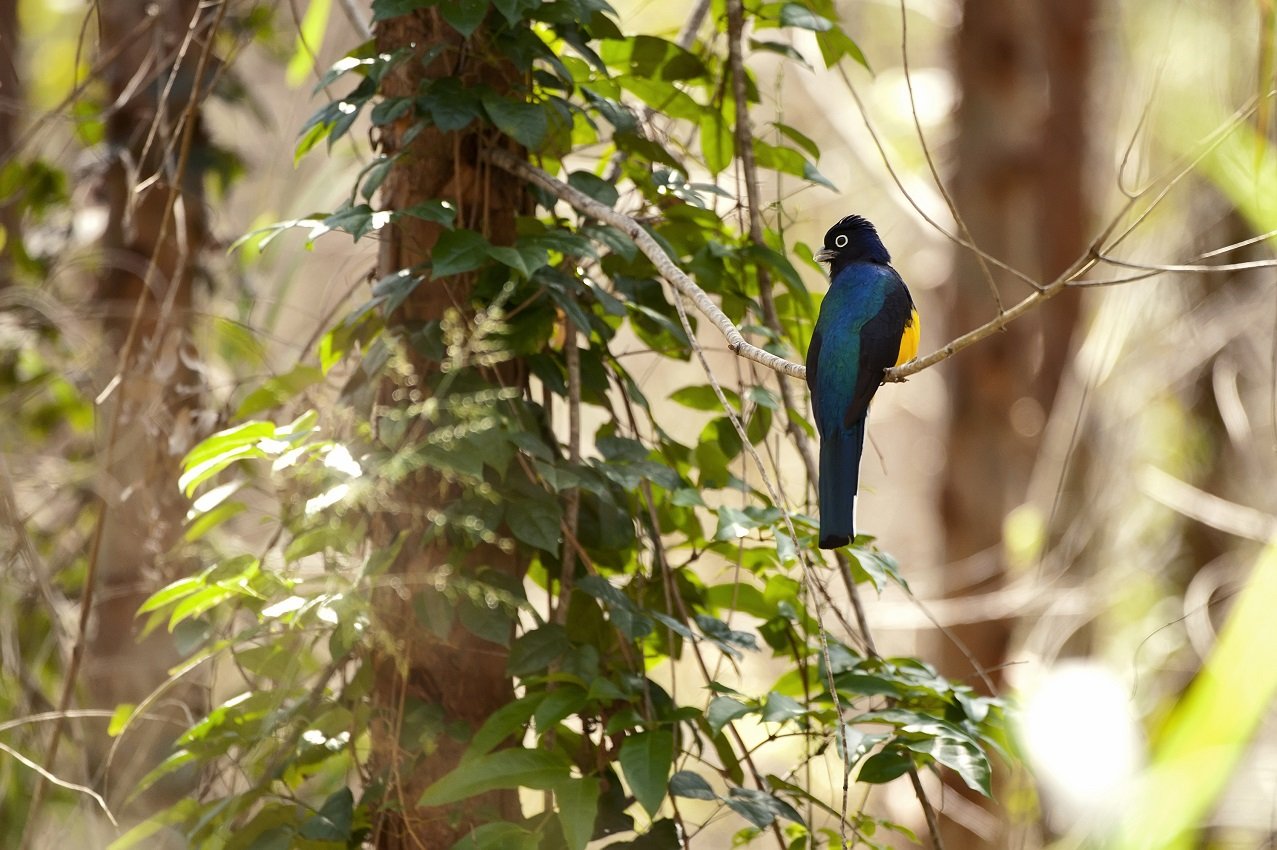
xmin=2 ymin=0 xmax=1276 ymax=847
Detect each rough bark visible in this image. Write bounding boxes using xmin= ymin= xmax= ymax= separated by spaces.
xmin=83 ymin=0 xmax=211 ymax=813
xmin=368 ymin=10 xmax=527 ymax=848
xmin=939 ymin=0 xmax=1092 ymax=843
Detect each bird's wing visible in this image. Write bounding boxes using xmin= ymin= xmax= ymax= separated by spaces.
xmin=805 ymin=326 xmax=823 ymax=421
xmin=844 ymin=270 xmax=915 ymax=427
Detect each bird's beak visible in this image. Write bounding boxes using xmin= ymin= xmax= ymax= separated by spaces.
xmin=815 ymin=247 xmax=836 ymax=264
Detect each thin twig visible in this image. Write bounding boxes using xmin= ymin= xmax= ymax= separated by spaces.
xmin=555 ymin=315 xmax=581 ymax=626
xmin=335 ymin=0 xmax=373 ymax=41
xmin=832 ymin=64 xmax=1045 ymax=294
xmin=897 ymin=0 xmax=1005 ymax=311
xmin=0 ymin=740 xmax=117 ymax=828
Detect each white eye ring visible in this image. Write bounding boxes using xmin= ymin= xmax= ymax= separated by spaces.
xmin=834 ymin=234 xmax=849 ymax=248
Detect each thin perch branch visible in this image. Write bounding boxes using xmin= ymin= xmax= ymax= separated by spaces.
xmin=485 ymin=149 xmax=1098 ymax=384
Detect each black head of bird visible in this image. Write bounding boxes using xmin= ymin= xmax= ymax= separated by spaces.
xmin=815 ymin=214 xmax=892 ymax=276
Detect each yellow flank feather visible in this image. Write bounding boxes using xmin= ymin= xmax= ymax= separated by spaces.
xmin=895 ymin=307 xmax=920 ymax=366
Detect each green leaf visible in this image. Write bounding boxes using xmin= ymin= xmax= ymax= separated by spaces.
xmin=815 ymin=25 xmax=870 ymax=70
xmin=448 ymin=823 xmax=538 ymax=850
xmin=179 ymin=421 xmax=277 ymax=495
xmin=371 ymin=96 xmax=413 ymax=125
xmin=508 ymin=623 xmax=570 ymax=676
xmin=311 ymin=202 xmax=386 ymax=241
xmin=700 ymin=111 xmax=734 ymax=175
xmin=619 ymin=730 xmax=674 ymax=816
xmin=774 ymin=121 xmax=820 ymax=158
xmin=138 ymin=576 xmax=202 ymax=614
xmin=779 ymin=3 xmax=833 ymax=31
xmin=534 ymin=686 xmax=587 ymax=732
xmin=482 ymin=92 xmax=548 ymax=148
xmin=902 ymin=734 xmax=992 ymax=797
xmin=419 ymin=748 xmax=572 ymax=806
xmin=749 ymin=38 xmax=811 ymax=67
xmin=431 ymin=228 xmax=491 ymax=277
xmin=555 ymin=777 xmax=601 ymax=850
xmin=506 ymin=493 xmax=563 ymax=552
xmin=856 ymin=746 xmax=914 ymax=784
xmin=616 ymin=76 xmax=702 ymax=122
xmin=714 ymin=506 xmax=755 ymax=541
xmin=106 ymin=799 xmax=200 ymax=849
xmin=802 ymin=160 xmax=836 ymax=191
xmin=361 ymin=156 xmax=395 ymax=199
xmin=245 ymin=828 xmax=294 ymax=850
xmin=371 ymin=268 xmax=425 ymax=315
xmin=847 ymin=543 xmax=907 ymax=592
xmin=397 ymin=199 xmax=457 ymax=226
xmin=669 ymin=384 xmax=739 ymax=411
xmin=567 ymin=170 xmax=620 ymax=207
xmin=465 ymin=695 xmax=541 ymax=761
xmin=440 ymin=0 xmax=487 ymax=36
xmin=724 ymin=787 xmax=804 ymax=829
xmin=108 ymin=703 xmax=135 ymax=737
xmin=371 ymin=0 xmax=435 ymax=22
xmin=299 ymin=788 xmax=353 ymax=840
xmin=419 ymin=77 xmax=482 ymax=131
xmin=707 ymin=695 xmax=754 ymax=736
xmin=236 ymin=365 xmax=324 ymax=418
xmin=761 ymin=691 xmax=806 ymax=723
xmin=669 ymin=770 xmax=717 ymax=801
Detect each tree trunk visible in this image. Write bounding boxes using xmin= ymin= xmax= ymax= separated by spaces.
xmin=367 ymin=10 xmax=527 ymax=848
xmin=83 ymin=0 xmax=211 ymax=815
xmin=939 ymin=0 xmax=1092 ymax=842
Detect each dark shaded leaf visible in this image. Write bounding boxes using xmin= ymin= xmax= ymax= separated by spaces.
xmin=483 ymin=92 xmax=548 ymax=148
xmin=669 ymin=770 xmax=717 ymax=801
xmin=431 ymin=228 xmax=491 ymax=277
xmin=556 ymin=776 xmax=600 ymax=850
xmin=440 ymin=0 xmax=487 ymax=36
xmin=725 ymin=786 xmax=804 ymax=829
xmin=619 ymin=730 xmax=674 ymax=816
xmin=298 ymin=788 xmax=353 ymax=840
xmin=508 ymin=623 xmax=570 ymax=676
xmin=856 ymin=746 xmax=913 ymax=784
xmin=371 ymin=0 xmax=436 ymax=22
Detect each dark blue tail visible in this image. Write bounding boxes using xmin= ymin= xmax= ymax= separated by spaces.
xmin=817 ymin=419 xmax=866 ymax=549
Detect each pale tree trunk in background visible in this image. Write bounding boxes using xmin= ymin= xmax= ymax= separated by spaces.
xmin=939 ymin=0 xmax=1092 ymax=843
xmin=368 ymin=10 xmax=526 ymax=848
xmin=0 ymin=0 xmax=19 ymax=286
xmin=83 ymin=0 xmax=211 ymax=816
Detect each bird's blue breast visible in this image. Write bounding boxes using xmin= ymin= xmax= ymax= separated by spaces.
xmin=811 ymin=264 xmax=892 ymax=431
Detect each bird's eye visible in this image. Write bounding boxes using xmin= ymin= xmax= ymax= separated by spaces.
xmin=834 ymin=234 xmax=848 ymax=248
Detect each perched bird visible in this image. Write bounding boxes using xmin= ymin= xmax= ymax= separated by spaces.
xmin=806 ymin=215 xmax=919 ymax=549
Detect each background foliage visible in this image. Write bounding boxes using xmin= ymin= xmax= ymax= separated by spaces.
xmin=2 ymin=0 xmax=1276 ymax=848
